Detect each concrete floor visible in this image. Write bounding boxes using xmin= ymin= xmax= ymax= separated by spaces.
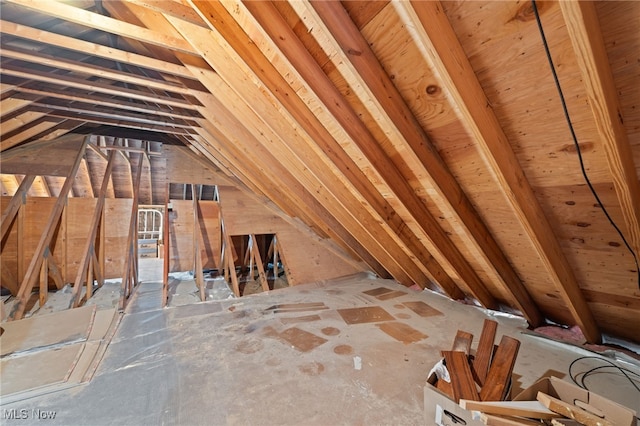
xmin=1 ymin=271 xmax=639 ymax=425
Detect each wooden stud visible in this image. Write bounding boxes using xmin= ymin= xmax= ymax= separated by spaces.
xmin=403 ymin=0 xmax=600 ymax=343
xmin=39 ymin=254 xmax=48 ymax=307
xmin=162 ymin=184 xmax=170 ymax=307
xmin=192 ymin=184 xmax=205 ymax=302
xmin=250 ymin=234 xmax=269 ymax=292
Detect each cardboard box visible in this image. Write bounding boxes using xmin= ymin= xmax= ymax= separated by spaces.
xmin=424 ymin=372 xmax=484 ymax=426
xmin=513 ymin=376 xmax=637 ymax=426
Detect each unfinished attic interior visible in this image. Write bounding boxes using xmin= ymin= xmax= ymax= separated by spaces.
xmin=1 ymin=0 xmax=639 ymax=423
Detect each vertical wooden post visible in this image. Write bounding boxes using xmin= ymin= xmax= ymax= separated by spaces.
xmin=17 ymin=204 xmax=25 ymax=283
xmin=250 ymin=234 xmax=269 ymax=292
xmin=192 ymin=184 xmax=205 ymax=301
xmin=162 ymin=185 xmax=170 ymax=307
xmin=39 ymin=255 xmax=48 ymax=307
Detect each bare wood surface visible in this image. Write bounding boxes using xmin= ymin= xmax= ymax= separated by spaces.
xmin=403 ymin=0 xmax=600 ymax=343
xmin=473 ymin=319 xmax=498 ymax=386
xmin=537 ymin=392 xmax=613 ymax=426
xmin=0 ymin=175 xmax=35 ymax=242
xmin=442 ymin=350 xmax=480 ymax=403
xmin=70 ymin=151 xmax=116 ymax=308
xmin=480 ymin=336 xmax=520 ymax=401
xmin=9 ymin=137 xmax=88 ymax=320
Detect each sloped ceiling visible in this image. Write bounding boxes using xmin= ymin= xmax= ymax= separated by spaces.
xmin=1 ymin=0 xmax=639 ymax=343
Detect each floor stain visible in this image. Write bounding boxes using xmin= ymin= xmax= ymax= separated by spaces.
xmin=394 ymin=304 xmax=406 ymax=310
xmin=321 ymin=327 xmax=340 ymax=336
xmin=376 ymin=290 xmax=407 ymax=301
xmin=337 ymin=306 xmax=395 ymax=324
xmin=299 ymin=361 xmax=325 ymax=376
xmin=376 ymin=322 xmax=427 ymax=344
xmin=363 ymin=287 xmax=393 ymax=297
xmin=395 ymin=313 xmax=411 ymax=320
xmin=235 ymin=339 xmax=264 ymax=354
xmin=333 ymin=345 xmax=354 ymax=355
xmin=280 ymin=314 xmax=321 ymax=324
xmin=278 ymin=327 xmax=327 ymax=352
xmin=403 ymin=301 xmax=443 ymax=318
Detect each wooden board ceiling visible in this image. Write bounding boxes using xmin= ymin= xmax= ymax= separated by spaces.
xmin=1 ymin=0 xmax=639 ymax=343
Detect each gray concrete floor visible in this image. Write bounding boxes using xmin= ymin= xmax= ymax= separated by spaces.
xmin=1 ymin=271 xmax=638 ymax=425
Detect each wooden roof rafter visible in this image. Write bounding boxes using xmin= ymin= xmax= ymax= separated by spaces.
xmin=398 ymin=0 xmax=600 ymax=342
xmin=558 ymin=1 xmax=640 ymax=263
xmin=213 ymin=1 xmax=485 ymax=302
xmin=169 ymin=1 xmax=446 ymax=292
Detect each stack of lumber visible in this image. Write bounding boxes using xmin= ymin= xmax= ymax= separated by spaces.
xmin=432 ymin=319 xmax=630 ymax=425
xmin=434 ymin=319 xmax=520 ymax=405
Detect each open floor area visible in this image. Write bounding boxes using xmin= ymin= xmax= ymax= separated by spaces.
xmin=1 ymin=273 xmax=638 ymax=425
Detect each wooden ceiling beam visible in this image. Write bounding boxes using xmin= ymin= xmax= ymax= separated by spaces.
xmin=105 ymin=0 xmax=414 ymax=284
xmin=0 ymin=45 xmax=199 ymax=96
xmin=236 ymin=1 xmax=487 ymax=302
xmin=305 ymin=0 xmax=542 ymax=325
xmin=12 ymin=84 xmax=200 ymax=121
xmin=2 ymin=110 xmax=51 ymax=134
xmin=559 ymin=1 xmax=640 ymax=261
xmin=402 ymin=1 xmax=600 ymax=342
xmin=1 ymin=118 xmax=66 ymax=151
xmin=3 ymin=0 xmax=199 ymax=56
xmin=27 ymin=106 xmax=193 ymax=135
xmin=30 ymin=99 xmax=197 ymax=129
xmin=1 ymin=65 xmax=201 ymax=110
xmin=172 ymin=2 xmax=441 ymax=291
xmin=0 ymin=20 xmax=196 ymax=80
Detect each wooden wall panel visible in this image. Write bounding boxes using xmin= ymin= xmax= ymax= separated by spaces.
xmin=168 ymin=199 xmax=222 ymax=273
xmin=197 ymin=201 xmax=221 ymax=270
xmin=168 ymin=200 xmax=194 ymax=273
xmin=218 ymin=186 xmax=367 ymax=285
xmin=103 ymin=198 xmax=133 ymax=278
xmin=64 ymin=198 xmax=97 ymax=282
xmin=1 ymin=196 xmax=20 ymax=294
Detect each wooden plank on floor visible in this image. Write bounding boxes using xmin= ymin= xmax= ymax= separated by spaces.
xmin=442 ymin=350 xmax=479 ymax=403
xmin=337 ymin=306 xmax=395 ymax=324
xmin=480 ymin=336 xmax=520 ymax=401
xmin=376 ymin=321 xmax=427 ymax=344
xmin=402 ymin=301 xmax=443 ymax=318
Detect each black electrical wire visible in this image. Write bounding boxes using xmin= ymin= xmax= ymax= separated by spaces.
xmin=531 ymin=0 xmax=640 ymax=290
xmin=569 ymin=356 xmax=640 ymax=394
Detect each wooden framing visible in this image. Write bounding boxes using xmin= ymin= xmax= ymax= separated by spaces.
xmin=69 ymin=150 xmax=116 ymax=308
xmin=192 ymin=184 xmax=206 ymax=301
xmin=559 ymin=1 xmax=640 ymax=261
xmin=8 ymin=136 xmax=88 ymax=320
xmin=400 ymin=0 xmax=600 ymax=343
xmin=0 ymin=174 xmax=35 ymax=241
xmin=118 ymin=153 xmax=143 ymax=311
